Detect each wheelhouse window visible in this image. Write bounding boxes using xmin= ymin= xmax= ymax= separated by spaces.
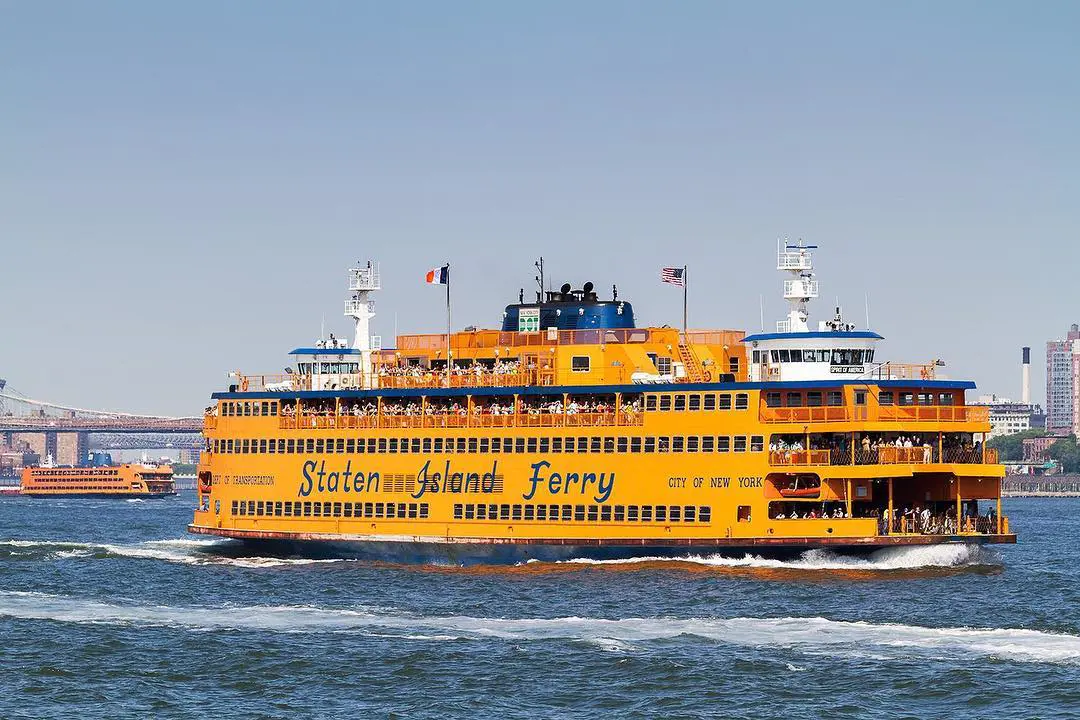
xmin=571 ymin=356 xmax=590 ymax=372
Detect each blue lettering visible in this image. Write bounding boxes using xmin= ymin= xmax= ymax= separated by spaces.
xmin=342 ymin=461 xmax=353 ymax=492
xmin=481 ymin=461 xmax=497 ymax=493
xmin=524 ymin=461 xmax=550 ymax=500
xmin=316 ymin=461 xmax=327 ymax=492
xmin=595 ymin=473 xmax=614 ymax=503
xmin=299 ymin=461 xmax=315 ymax=497
xmin=327 ymin=471 xmax=339 ymax=493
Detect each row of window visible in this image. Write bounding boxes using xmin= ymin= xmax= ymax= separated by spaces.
xmin=221 ymin=401 xmax=279 ymax=417
xmin=879 ymin=391 xmax=955 ymax=407
xmin=28 ymin=485 xmax=136 ymax=491
xmin=644 ymin=393 xmax=748 ymax=411
xmin=763 ymin=390 xmax=957 ymax=409
xmin=219 ymin=393 xmax=752 ymax=417
xmin=31 ymin=469 xmax=121 ymax=477
xmin=211 ymin=434 xmax=767 ymax=455
xmin=453 ymin=503 xmax=713 ymax=523
xmin=753 ymin=349 xmax=874 ymax=365
xmin=233 ymin=499 xmax=430 ymax=519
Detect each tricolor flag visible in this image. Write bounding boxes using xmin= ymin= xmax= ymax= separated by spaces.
xmin=660 ymin=267 xmax=685 ymax=287
xmin=425 ymin=265 xmax=449 ymax=285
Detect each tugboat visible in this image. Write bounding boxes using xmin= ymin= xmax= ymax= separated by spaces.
xmin=189 ymin=245 xmax=1013 ymax=563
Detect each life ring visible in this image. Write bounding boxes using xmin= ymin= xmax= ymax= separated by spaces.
xmin=703 ymin=369 xmax=713 ymax=382
xmin=240 ymin=377 xmax=249 ymax=392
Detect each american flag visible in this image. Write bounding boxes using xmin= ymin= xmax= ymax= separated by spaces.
xmin=660 ymin=267 xmax=685 ymax=287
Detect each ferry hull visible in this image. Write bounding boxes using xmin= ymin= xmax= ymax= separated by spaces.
xmin=188 ymin=524 xmax=1016 ymax=565
xmin=24 ymin=491 xmax=179 ymax=499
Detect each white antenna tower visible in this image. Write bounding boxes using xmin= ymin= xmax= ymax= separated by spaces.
xmin=345 ymin=260 xmax=381 ymax=389
xmin=775 ymin=237 xmax=819 ymax=333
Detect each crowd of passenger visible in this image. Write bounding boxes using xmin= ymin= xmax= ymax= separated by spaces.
xmin=281 ymin=395 xmax=643 ymax=421
xmin=769 ymin=500 xmax=999 ymax=534
xmin=769 ymin=432 xmax=986 ymax=465
xmin=376 ymin=359 xmax=526 ymax=380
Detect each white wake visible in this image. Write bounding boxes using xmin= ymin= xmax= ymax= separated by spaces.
xmin=1 ymin=591 xmax=1077 ymax=665
xmin=0 ymin=538 xmax=352 ymax=568
xmin=549 ymin=544 xmax=995 ymax=571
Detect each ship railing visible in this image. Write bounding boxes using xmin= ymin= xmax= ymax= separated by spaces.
xmin=394 ymin=327 xmax=744 ymax=352
xmin=877 ymin=405 xmax=990 ymax=423
xmin=375 ymin=372 xmax=540 ymax=390
xmin=882 ymin=515 xmax=1008 ymax=536
xmin=760 ymin=405 xmax=990 ymax=424
xmin=203 ymin=414 xmax=218 ymax=430
xmin=769 ymin=450 xmax=831 ymax=466
xmin=235 ymin=374 xmax=314 ymax=392
xmin=278 ymin=410 xmax=643 ymax=431
xmin=870 ymin=363 xmax=938 ymax=381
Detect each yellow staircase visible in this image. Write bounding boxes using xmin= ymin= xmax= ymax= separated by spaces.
xmin=678 ymin=343 xmax=704 ymax=382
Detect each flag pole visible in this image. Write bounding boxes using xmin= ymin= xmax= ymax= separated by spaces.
xmin=445 ymin=263 xmax=451 ymax=389
xmin=682 ymin=264 xmax=688 ymax=342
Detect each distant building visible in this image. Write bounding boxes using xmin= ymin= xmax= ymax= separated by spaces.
xmin=971 ymin=395 xmax=1043 ymax=438
xmin=1046 ymin=324 xmax=1080 ymax=437
xmin=1024 ymin=436 xmax=1058 ymax=464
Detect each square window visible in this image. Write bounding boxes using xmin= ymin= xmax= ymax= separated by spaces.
xmin=718 ymin=436 xmax=731 ymax=453
xmin=735 ymin=393 xmax=748 ymax=410
xmin=688 ymin=394 xmax=701 ymax=411
xmin=734 ymin=436 xmax=747 ymax=452
xmin=571 ymin=356 xmax=591 ymax=372
xmin=719 ymin=394 xmax=732 ymax=410
xmin=703 ymin=394 xmax=717 ymax=410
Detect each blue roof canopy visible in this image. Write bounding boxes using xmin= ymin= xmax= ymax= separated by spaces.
xmin=289 ymin=347 xmax=363 ymax=355
xmin=741 ymin=330 xmax=884 ymax=343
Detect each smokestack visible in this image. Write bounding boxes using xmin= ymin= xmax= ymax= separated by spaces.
xmin=1022 ymin=346 xmax=1031 ymax=404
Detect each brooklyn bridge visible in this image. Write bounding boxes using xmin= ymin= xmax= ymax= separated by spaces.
xmin=0 ymin=378 xmax=202 ymax=469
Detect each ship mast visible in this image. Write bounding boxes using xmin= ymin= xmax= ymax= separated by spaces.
xmin=345 ymin=260 xmax=381 ymax=389
xmin=776 ymin=238 xmax=818 ymax=333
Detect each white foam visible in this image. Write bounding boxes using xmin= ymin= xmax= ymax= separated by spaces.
xmin=1 ymin=592 xmax=1077 ymax=665
xmin=0 ymin=538 xmax=352 ymax=568
xmin=553 ymin=544 xmax=994 ymax=571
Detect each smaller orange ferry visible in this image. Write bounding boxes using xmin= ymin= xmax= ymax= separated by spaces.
xmin=20 ymin=455 xmax=177 ymax=498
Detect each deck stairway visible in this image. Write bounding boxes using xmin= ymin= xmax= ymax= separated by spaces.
xmin=678 ymin=343 xmax=705 ymax=383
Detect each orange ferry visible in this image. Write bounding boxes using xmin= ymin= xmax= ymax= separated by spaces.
xmin=189 ymin=246 xmax=1014 ymax=563
xmin=22 ymin=456 xmax=177 ymax=498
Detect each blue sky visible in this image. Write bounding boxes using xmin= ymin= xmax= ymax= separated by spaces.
xmin=1 ymin=1 xmax=1077 ymax=415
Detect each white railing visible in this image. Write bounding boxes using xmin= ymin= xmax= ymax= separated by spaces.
xmin=775 ymin=320 xmax=792 ymax=333
xmin=345 ymin=300 xmax=376 ymax=316
xmin=783 ymin=279 xmax=819 ymax=299
xmin=777 ymin=250 xmax=813 ymax=270
xmin=348 ymin=267 xmax=381 ymax=291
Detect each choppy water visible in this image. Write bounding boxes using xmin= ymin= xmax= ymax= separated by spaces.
xmin=2 ymin=494 xmax=1079 ymax=719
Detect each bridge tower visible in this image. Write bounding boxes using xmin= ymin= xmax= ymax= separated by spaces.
xmin=0 ymin=378 xmax=6 ymax=417
xmin=345 ymin=261 xmax=381 ymax=388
